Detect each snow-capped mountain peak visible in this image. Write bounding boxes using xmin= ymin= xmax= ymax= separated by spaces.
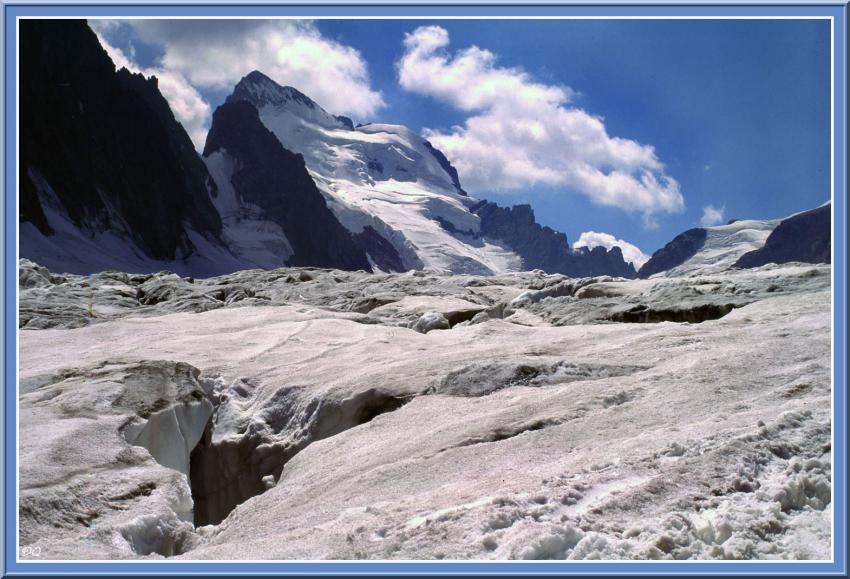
xmin=209 ymin=70 xmax=641 ymax=276
xmin=226 ymin=72 xmax=464 ymax=195
xmin=227 ymin=70 xmax=351 ymax=131
xmin=222 ymin=72 xmax=502 ymax=273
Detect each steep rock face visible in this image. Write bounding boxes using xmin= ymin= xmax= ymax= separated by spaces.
xmin=203 ymin=101 xmax=371 ymax=271
xmin=573 ymin=245 xmax=636 ymax=278
xmin=638 ymin=228 xmax=708 ymax=278
xmin=472 ymin=202 xmax=568 ymax=268
xmin=734 ymin=204 xmax=831 ymax=268
xmin=350 ymin=226 xmax=406 ymax=273
xmin=422 ymin=140 xmax=467 ymax=196
xmin=19 ymin=19 xmax=223 ymax=263
xmin=472 ymin=202 xmax=636 ymax=278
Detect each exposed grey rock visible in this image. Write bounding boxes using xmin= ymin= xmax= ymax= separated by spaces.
xmin=423 ymin=139 xmax=467 ymax=196
xmin=638 ymin=228 xmax=707 ymax=278
xmin=18 ymin=259 xmax=831 ymax=333
xmin=203 ymin=100 xmax=371 ymax=271
xmin=470 ymin=311 xmax=491 ymax=325
xmin=472 ymin=201 xmax=637 ymax=278
xmin=350 ymin=225 xmax=406 ymax=272
xmin=19 ymin=261 xmax=65 ymax=289
xmin=735 ymin=204 xmax=831 ymax=268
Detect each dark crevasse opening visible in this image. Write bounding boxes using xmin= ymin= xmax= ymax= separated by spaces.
xmin=189 ymin=421 xmax=289 ymax=527
xmin=188 ymin=387 xmax=414 ymax=527
xmin=607 ymin=303 xmax=741 ymax=324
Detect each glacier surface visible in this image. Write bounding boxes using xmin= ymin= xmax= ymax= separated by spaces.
xmin=17 ymin=258 xmax=832 ymax=561
xmin=19 ymin=260 xmax=833 ymax=560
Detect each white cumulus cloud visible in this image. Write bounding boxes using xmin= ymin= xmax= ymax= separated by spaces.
xmin=573 ymin=231 xmax=650 ymax=269
xmin=397 ymin=26 xmax=684 ymax=225
xmin=700 ymin=204 xmax=726 ymax=227
xmin=89 ymin=19 xmax=384 ymax=149
xmin=118 ymin=19 xmax=384 ymax=118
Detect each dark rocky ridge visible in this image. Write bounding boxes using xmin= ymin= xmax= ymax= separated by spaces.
xmin=573 ymin=245 xmax=636 ymax=278
xmin=423 ymin=140 xmax=467 ymax=196
xmin=19 ymin=22 xmax=643 ymax=280
xmin=638 ymin=228 xmax=708 ymax=279
xmin=735 ymin=204 xmax=831 ymax=269
xmin=471 ymin=202 xmax=637 ymax=278
xmin=334 ymin=115 xmax=355 ymax=130
xmin=203 ymin=101 xmax=371 ymax=271
xmin=20 ymin=19 xmax=223 ymax=261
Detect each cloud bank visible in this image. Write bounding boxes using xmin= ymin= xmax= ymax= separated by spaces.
xmin=90 ymin=19 xmax=384 ymax=149
xmin=573 ymin=231 xmax=650 ymax=269
xmin=125 ymin=20 xmax=384 ymax=118
xmin=398 ymin=26 xmax=684 ymax=225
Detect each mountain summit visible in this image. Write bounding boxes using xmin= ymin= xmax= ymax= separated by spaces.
xmin=217 ymin=70 xmax=637 ymax=276
xmin=19 ymin=22 xmax=640 ymax=278
xmin=202 ymin=99 xmax=370 ymax=271
xmin=227 ymin=71 xmax=353 ymax=130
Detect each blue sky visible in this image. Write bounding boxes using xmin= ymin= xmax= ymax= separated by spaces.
xmin=93 ymin=18 xmax=831 ymax=256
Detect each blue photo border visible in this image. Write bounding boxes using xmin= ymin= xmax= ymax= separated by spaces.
xmin=2 ymin=2 xmax=847 ymax=576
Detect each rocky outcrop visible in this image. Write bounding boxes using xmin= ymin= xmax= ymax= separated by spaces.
xmin=19 ymin=19 xmax=223 ymax=261
xmin=423 ymin=140 xmax=467 ymax=196
xmin=735 ymin=204 xmax=831 ymax=269
xmin=573 ymin=245 xmax=636 ymax=278
xmin=351 ymin=226 xmax=406 ymax=272
xmin=203 ymin=101 xmax=371 ymax=271
xmin=472 ymin=202 xmax=637 ymax=278
xmin=638 ymin=228 xmax=708 ymax=278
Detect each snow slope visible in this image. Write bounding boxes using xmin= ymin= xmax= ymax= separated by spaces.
xmin=20 ymin=170 xmax=247 ymax=278
xmin=651 ymin=218 xmax=782 ymax=278
xmin=227 ymin=72 xmax=522 ymax=274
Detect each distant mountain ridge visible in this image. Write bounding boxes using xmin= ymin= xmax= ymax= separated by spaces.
xmin=219 ymin=69 xmax=637 ymax=277
xmin=638 ymin=203 xmax=831 ymax=278
xmin=19 ymin=21 xmax=641 ymax=279
xmin=734 ymin=204 xmax=830 ymax=268
xmin=471 ymin=202 xmax=637 ymax=278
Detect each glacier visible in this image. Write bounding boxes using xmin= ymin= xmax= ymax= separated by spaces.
xmin=18 ymin=257 xmax=832 ymax=561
